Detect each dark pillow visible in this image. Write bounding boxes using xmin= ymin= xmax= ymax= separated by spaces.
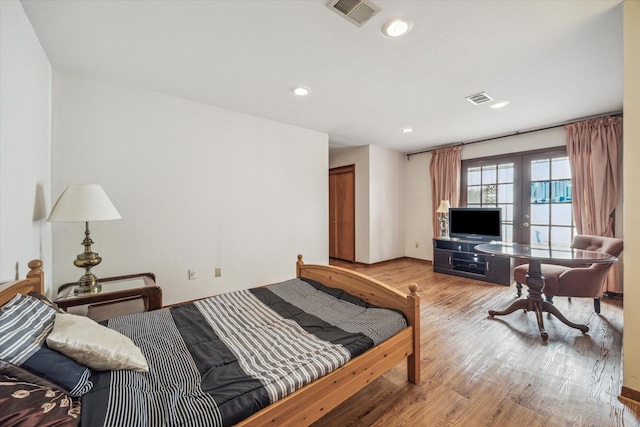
xmin=0 ymin=294 xmax=93 ymax=396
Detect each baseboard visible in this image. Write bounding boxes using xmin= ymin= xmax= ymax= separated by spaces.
xmin=403 ymin=256 xmax=433 ymax=265
xmin=620 ymin=386 xmax=640 ymax=405
xmin=329 ymin=257 xmax=367 ymax=267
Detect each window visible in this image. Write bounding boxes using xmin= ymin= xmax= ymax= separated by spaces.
xmin=466 ymin=162 xmax=515 ymax=242
xmin=528 ymin=157 xmax=574 ymax=245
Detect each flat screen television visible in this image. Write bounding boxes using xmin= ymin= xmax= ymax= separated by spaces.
xmin=448 ymin=207 xmax=502 ymax=242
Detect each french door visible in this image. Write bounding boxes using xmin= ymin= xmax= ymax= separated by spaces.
xmin=461 ymin=147 xmax=575 ymax=246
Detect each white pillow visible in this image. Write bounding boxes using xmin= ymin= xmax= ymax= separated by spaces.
xmin=46 ymin=312 xmax=149 ymax=372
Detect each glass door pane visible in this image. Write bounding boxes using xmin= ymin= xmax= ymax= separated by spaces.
xmin=523 ymin=153 xmax=575 ymax=246
xmin=464 ymin=161 xmax=516 ymax=242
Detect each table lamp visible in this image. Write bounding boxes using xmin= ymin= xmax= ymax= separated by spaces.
xmin=48 ymin=184 xmax=121 ymax=294
xmin=436 ymin=200 xmax=451 ymax=238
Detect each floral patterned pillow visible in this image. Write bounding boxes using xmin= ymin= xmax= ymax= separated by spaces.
xmin=0 ymin=372 xmax=80 ymax=426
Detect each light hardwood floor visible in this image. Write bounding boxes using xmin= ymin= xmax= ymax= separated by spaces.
xmin=311 ymin=258 xmax=640 ymax=427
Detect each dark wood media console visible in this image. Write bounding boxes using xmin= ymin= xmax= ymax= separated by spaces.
xmin=433 ymin=238 xmax=512 ymax=285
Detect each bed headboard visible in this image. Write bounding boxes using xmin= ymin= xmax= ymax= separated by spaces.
xmin=0 ymin=259 xmax=44 ymax=306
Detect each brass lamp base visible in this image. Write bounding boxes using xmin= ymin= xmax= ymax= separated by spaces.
xmin=73 ymin=221 xmax=103 ymax=295
xmin=74 ymin=273 xmax=102 ymax=295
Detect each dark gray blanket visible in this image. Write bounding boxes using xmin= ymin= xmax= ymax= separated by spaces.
xmin=81 ymin=278 xmax=407 ymax=427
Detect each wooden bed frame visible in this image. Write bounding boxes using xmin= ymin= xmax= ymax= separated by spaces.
xmin=0 ymin=256 xmax=420 ymax=427
xmin=0 ymin=259 xmax=44 ymax=306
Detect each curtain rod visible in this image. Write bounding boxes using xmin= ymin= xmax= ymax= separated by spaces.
xmin=405 ymin=111 xmax=623 ymax=159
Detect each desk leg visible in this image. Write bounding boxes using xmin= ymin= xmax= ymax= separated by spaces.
xmin=542 ymin=301 xmax=589 ymax=333
xmin=488 ymin=259 xmax=549 ymax=340
xmin=525 ymin=260 xmax=589 ymax=336
xmin=524 ymin=260 xmax=549 ymax=340
xmin=488 ymin=299 xmax=529 ymax=317
xmin=488 ymin=259 xmax=589 ymax=340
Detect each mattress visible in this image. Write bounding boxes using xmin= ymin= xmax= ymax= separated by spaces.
xmin=81 ymin=277 xmax=408 ymax=427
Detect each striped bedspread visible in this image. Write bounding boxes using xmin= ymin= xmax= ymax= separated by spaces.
xmin=81 ymin=277 xmax=407 ymax=427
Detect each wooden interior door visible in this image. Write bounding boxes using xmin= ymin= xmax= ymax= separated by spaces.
xmin=329 ymin=165 xmax=355 ymax=262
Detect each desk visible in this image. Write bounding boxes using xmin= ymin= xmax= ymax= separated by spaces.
xmin=475 ymin=243 xmax=616 ymax=341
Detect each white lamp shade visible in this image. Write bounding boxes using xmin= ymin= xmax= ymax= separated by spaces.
xmin=436 ymin=200 xmax=451 ymax=213
xmin=48 ymin=184 xmax=121 ymax=222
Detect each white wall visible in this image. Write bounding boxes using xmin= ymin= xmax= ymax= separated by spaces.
xmin=404 ymin=150 xmax=432 ymax=259
xmin=330 ymin=145 xmax=405 ymax=264
xmin=622 ymin=0 xmax=640 ymax=399
xmin=369 ymin=145 xmax=405 ymax=263
xmin=0 ymin=0 xmax=52 ymax=292
xmin=51 ymin=72 xmax=328 ymax=306
xmin=330 ymin=146 xmax=370 ymax=263
xmin=404 ymin=127 xmax=567 ymax=261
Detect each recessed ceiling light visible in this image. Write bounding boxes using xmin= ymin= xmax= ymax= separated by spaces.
xmin=401 ymin=127 xmax=413 ymax=133
xmin=490 ymin=101 xmax=510 ymax=109
xmin=381 ymin=17 xmax=413 ymax=38
xmin=292 ymin=86 xmax=310 ymax=96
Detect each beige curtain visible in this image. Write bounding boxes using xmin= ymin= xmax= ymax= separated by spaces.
xmin=565 ymin=116 xmax=623 ymax=293
xmin=430 ymin=146 xmax=461 ymax=237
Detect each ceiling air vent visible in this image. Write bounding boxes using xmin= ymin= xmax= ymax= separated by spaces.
xmin=465 ymin=92 xmax=494 ymax=106
xmin=326 ymin=0 xmax=381 ymax=27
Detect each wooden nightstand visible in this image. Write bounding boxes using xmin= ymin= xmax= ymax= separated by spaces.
xmin=55 ymin=273 xmax=162 ymax=321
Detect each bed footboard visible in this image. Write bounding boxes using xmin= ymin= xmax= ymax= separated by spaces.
xmin=296 ymin=254 xmax=420 ymax=384
xmin=236 ymin=255 xmax=421 ymax=426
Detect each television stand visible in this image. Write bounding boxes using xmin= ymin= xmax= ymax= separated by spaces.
xmin=433 ymin=238 xmax=512 ymax=285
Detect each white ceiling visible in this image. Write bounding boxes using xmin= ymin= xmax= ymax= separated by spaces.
xmin=20 ymin=0 xmax=623 ymax=155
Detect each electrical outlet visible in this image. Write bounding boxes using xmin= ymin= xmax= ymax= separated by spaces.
xmin=188 ymin=269 xmax=197 ymax=280
xmin=215 ymin=267 xmax=222 ymax=278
